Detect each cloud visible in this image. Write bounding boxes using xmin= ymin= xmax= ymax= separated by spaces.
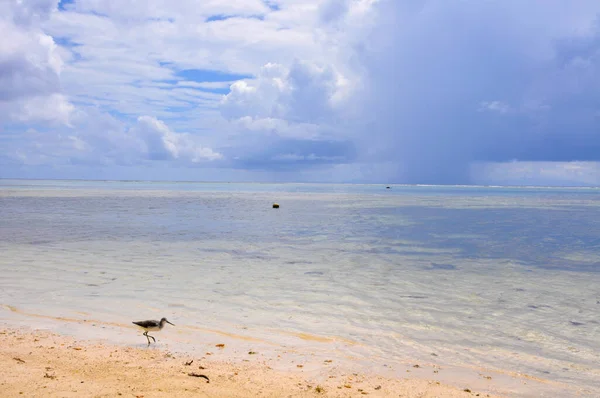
xmin=0 ymin=0 xmax=74 ymax=126
xmin=219 ymin=59 xmax=356 ymax=169
xmin=132 ymin=116 xmax=222 ymax=162
xmin=339 ymin=0 xmax=600 ymax=183
xmin=472 ymin=161 xmax=600 ymax=187
xmin=0 ymin=22 xmax=60 ymax=101
xmin=479 ymin=101 xmax=512 ymax=114
xmin=3 ymin=0 xmax=600 ymax=185
xmin=8 ymin=93 xmax=74 ymax=125
xmin=220 ymin=60 xmax=350 ymax=123
xmin=215 ymin=0 xmax=600 ymax=183
xmin=63 ymin=0 xmax=271 ymax=21
xmin=222 ymin=136 xmax=356 ymax=171
xmin=5 ymin=0 xmax=57 ymax=26
xmin=1 ymin=109 xmax=221 ymax=168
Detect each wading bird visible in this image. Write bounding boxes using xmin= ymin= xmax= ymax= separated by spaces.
xmin=132 ymin=317 xmax=175 ymax=345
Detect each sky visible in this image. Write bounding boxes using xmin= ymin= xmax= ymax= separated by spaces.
xmin=1 ymin=0 xmax=600 ymax=185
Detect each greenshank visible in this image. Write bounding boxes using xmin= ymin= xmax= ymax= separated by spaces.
xmin=132 ymin=317 xmax=174 ymax=345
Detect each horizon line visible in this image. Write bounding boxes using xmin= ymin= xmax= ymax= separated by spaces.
xmin=0 ymin=177 xmax=598 ymax=189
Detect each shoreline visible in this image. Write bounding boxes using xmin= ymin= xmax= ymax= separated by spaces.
xmin=1 ymin=306 xmax=586 ymax=397
xmin=0 ymin=326 xmax=504 ymax=398
xmin=1 ymin=301 xmax=592 ymax=397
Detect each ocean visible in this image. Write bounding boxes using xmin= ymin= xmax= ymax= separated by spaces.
xmin=1 ymin=180 xmax=599 ymax=396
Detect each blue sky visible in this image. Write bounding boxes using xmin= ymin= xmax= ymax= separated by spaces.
xmin=1 ymin=0 xmax=600 ymax=185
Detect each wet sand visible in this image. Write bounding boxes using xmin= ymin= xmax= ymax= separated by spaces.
xmin=0 ymin=327 xmax=499 ymax=398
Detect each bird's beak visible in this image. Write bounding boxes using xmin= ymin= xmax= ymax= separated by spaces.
xmin=167 ymin=320 xmax=175 ymax=326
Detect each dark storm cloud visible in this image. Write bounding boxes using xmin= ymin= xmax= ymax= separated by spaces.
xmin=350 ymin=0 xmax=600 ymax=183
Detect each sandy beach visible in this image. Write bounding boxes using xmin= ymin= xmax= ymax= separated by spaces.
xmin=0 ymin=327 xmax=501 ymax=398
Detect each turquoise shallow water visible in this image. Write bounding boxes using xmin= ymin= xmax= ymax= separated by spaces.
xmin=1 ymin=180 xmax=599 ymax=396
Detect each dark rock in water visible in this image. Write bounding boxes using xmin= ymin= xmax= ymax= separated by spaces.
xmin=570 ymin=321 xmax=585 ymax=326
xmin=386 ymin=186 xmax=391 ymax=189
xmin=304 ymin=271 xmax=324 ymax=276
xmin=272 ymin=203 xmax=280 ymax=208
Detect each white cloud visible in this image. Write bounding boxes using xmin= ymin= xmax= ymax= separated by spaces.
xmin=271 ymin=153 xmax=345 ymax=162
xmin=0 ymin=22 xmax=60 ymax=100
xmin=479 ymin=101 xmax=512 ymax=114
xmin=231 ymin=116 xmax=324 ymax=140
xmin=220 ymin=60 xmax=352 ymax=126
xmin=3 ymin=0 xmax=57 ymax=26
xmin=132 ymin=116 xmax=222 ymax=162
xmin=65 ymin=0 xmax=271 ymax=21
xmin=9 ymin=93 xmax=74 ymax=125
xmin=0 ymin=0 xmax=74 ymax=126
xmin=30 ymin=0 xmax=341 ymax=137
xmin=1 ymin=108 xmax=221 ymax=167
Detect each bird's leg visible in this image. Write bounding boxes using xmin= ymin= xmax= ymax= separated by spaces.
xmin=143 ymin=331 xmax=152 ymax=345
xmin=147 ymin=333 xmax=156 ymax=343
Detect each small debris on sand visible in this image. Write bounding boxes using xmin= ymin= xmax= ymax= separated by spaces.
xmin=187 ymin=373 xmax=210 ymax=383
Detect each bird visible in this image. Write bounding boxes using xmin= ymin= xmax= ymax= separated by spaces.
xmin=132 ymin=317 xmax=175 ymax=345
